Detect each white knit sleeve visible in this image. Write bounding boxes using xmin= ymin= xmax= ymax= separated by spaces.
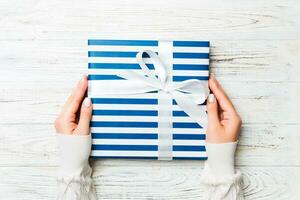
xmin=56 ymin=134 xmax=97 ymax=200
xmin=200 ymin=142 xmax=244 ymax=200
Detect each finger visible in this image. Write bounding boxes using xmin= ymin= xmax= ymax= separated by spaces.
xmin=206 ymin=94 xmax=221 ymax=126
xmin=73 ymin=98 xmax=93 ymax=135
xmin=62 ymin=76 xmax=87 ymax=114
xmin=65 ymin=75 xmax=88 ymax=115
xmin=206 ymin=93 xmax=224 ymax=143
xmin=62 ymin=77 xmax=82 ymax=110
xmin=209 ymin=74 xmax=236 ymax=114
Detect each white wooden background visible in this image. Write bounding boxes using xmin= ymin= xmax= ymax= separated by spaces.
xmin=0 ymin=0 xmax=299 ymax=199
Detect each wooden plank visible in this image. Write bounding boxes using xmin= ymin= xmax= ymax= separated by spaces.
xmin=0 ymin=124 xmax=299 ymax=167
xmin=0 ymin=0 xmax=299 ymax=40
xmin=0 ymin=166 xmax=298 ymax=199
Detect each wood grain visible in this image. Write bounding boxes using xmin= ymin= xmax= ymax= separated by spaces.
xmin=0 ymin=166 xmax=298 ymax=200
xmin=0 ymin=0 xmax=299 ymax=40
xmin=0 ymin=124 xmax=299 ymax=167
xmin=0 ymin=0 xmax=299 ymax=199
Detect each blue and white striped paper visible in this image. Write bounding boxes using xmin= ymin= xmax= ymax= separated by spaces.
xmin=88 ymin=39 xmax=209 ymax=160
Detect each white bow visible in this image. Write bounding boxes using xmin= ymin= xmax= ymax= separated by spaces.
xmin=113 ymin=50 xmax=210 ymax=129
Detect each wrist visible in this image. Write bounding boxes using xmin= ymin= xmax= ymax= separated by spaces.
xmin=56 ymin=133 xmax=92 ymax=176
xmin=204 ymin=141 xmax=238 ymax=178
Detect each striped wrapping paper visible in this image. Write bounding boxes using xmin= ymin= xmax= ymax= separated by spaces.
xmin=88 ymin=39 xmax=210 ymax=160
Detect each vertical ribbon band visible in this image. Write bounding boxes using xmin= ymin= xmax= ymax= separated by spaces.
xmin=157 ymin=41 xmax=173 ymax=160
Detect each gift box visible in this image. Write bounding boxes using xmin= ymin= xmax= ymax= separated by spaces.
xmin=88 ymin=39 xmax=210 ymax=160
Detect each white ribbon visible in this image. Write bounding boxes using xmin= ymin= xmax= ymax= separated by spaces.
xmin=95 ymin=50 xmax=210 ymax=160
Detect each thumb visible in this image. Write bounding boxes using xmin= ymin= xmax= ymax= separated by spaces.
xmin=206 ymin=94 xmax=220 ymax=128
xmin=74 ymin=97 xmax=93 ymax=135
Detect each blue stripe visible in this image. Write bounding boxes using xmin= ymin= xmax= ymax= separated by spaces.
xmin=173 ymin=76 xmax=209 ymax=81
xmin=88 ymin=63 xmax=155 ymax=69
xmin=173 ymin=41 xmax=209 ymax=47
xmin=88 ymin=63 xmax=208 ymax=71
xmin=88 ymin=74 xmax=163 ymax=81
xmin=92 ymin=144 xmax=157 ymax=151
xmin=173 ymin=53 xmax=209 ymax=59
xmin=173 ymin=111 xmax=188 ymax=116
xmin=88 ymin=39 xmax=158 ymax=46
xmin=89 ymin=51 xmax=154 ymax=58
xmin=91 ymin=133 xmax=205 ymax=140
xmin=92 ymin=110 xmax=158 ymax=116
xmin=91 ymin=121 xmax=201 ymax=128
xmin=91 ymin=98 xmax=204 ymax=106
xmin=88 ymin=74 xmax=124 ymax=80
xmin=88 ymin=51 xmax=137 ymax=57
xmin=92 ymin=98 xmax=158 ymax=104
xmin=90 ymin=156 xmax=207 ymax=160
xmin=91 ymin=121 xmax=158 ymax=128
xmin=92 ymin=144 xmax=205 ymax=151
xmin=173 ymin=134 xmax=206 ymax=140
xmin=173 ymin=64 xmax=209 ymax=70
xmin=90 ymin=156 xmax=158 ymax=159
xmin=173 ymin=145 xmax=206 ymax=151
xmin=173 ymin=122 xmax=202 ymax=128
xmin=88 ymin=75 xmax=208 ymax=81
xmin=172 ymin=100 xmax=177 ymax=105
xmin=92 ymin=133 xmax=158 ymax=139
xmin=89 ymin=52 xmax=208 ymax=59
xmin=92 ymin=110 xmax=188 ymax=117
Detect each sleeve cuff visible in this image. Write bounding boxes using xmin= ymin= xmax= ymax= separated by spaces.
xmin=56 ymin=133 xmax=92 ymax=176
xmin=204 ymin=141 xmax=238 ymax=178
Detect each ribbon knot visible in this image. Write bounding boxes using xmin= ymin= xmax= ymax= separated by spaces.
xmin=162 ymin=84 xmax=172 ymax=93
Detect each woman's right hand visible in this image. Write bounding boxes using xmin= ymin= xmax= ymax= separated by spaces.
xmin=202 ymin=74 xmax=242 ymax=179
xmin=206 ymin=74 xmax=242 ymax=143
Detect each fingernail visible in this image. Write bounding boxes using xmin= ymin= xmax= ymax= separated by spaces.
xmin=210 ymin=73 xmax=215 ymax=79
xmin=208 ymin=94 xmax=215 ymax=103
xmin=83 ymin=97 xmax=91 ymax=107
xmin=79 ymin=76 xmax=84 ymax=84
